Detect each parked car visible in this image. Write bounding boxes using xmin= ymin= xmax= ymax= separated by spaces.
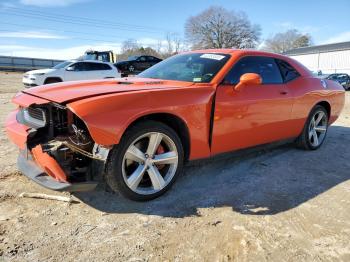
xmin=114 ymin=55 xmax=162 ymax=76
xmin=6 ymin=50 xmax=345 ymax=201
xmin=325 ymin=73 xmax=350 ymax=90
xmin=22 ymin=60 xmax=120 ymax=87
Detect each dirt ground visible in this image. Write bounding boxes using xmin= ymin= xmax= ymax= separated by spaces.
xmin=0 ymin=71 xmax=349 ymax=262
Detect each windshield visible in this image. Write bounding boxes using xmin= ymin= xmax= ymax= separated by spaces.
xmin=139 ymin=53 xmax=230 ymax=83
xmin=127 ymin=56 xmax=138 ymax=61
xmin=53 ymin=61 xmax=72 ymax=69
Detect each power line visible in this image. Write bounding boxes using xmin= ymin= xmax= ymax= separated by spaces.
xmin=0 ymin=22 xmax=165 ymax=47
xmin=0 ymin=7 xmax=176 ymax=34
xmin=3 ymin=6 xmax=169 ymax=32
xmin=0 ymin=29 xmax=164 ymax=47
xmin=0 ymin=11 xmax=162 ymax=34
xmin=0 ymin=21 xmax=136 ymax=41
xmin=0 ymin=29 xmax=121 ymax=44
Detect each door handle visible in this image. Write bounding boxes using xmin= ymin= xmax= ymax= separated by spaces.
xmin=280 ymin=91 xmax=288 ymax=95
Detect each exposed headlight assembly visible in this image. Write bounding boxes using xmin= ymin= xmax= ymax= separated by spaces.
xmin=16 ymin=107 xmax=47 ymax=129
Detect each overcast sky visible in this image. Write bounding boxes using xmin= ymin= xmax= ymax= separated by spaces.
xmin=1 ymin=0 xmax=349 ymax=59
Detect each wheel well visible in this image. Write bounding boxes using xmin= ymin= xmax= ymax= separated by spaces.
xmin=126 ymin=113 xmax=190 ymax=161
xmin=316 ymin=101 xmax=331 ymax=118
xmin=44 ymin=77 xmax=62 ymax=84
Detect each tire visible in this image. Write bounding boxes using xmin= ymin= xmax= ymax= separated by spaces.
xmin=44 ymin=78 xmax=62 ymax=85
xmin=296 ymin=105 xmax=329 ymax=150
xmin=105 ymin=121 xmax=184 ymax=201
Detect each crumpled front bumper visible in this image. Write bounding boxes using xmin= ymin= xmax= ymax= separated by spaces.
xmin=6 ymin=109 xmax=97 ymax=192
xmin=17 ymin=149 xmax=97 ymax=191
xmin=5 ymin=109 xmax=28 ymax=150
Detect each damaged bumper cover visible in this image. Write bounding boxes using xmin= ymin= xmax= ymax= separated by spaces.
xmin=17 ymin=149 xmax=98 ymax=192
xmin=6 ymin=104 xmax=108 ymax=192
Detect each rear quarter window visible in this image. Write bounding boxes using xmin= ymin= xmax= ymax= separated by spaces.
xmin=276 ymin=59 xmax=300 ymax=82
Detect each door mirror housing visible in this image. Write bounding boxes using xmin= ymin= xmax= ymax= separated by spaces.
xmin=66 ymin=66 xmax=74 ymax=71
xmin=234 ymin=73 xmax=262 ymax=91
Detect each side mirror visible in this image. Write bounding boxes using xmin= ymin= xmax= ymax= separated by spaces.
xmin=235 ymin=73 xmax=262 ymax=91
xmin=66 ymin=66 xmax=74 ymax=71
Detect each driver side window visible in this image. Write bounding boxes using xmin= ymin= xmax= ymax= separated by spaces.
xmin=70 ymin=62 xmax=86 ymax=71
xmin=225 ymin=56 xmax=283 ymax=84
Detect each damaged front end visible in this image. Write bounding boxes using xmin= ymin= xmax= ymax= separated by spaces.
xmin=7 ymin=100 xmax=109 ymax=192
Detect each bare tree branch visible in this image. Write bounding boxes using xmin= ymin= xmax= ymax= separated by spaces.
xmin=263 ymin=29 xmax=312 ymax=53
xmin=185 ymin=6 xmax=261 ymax=50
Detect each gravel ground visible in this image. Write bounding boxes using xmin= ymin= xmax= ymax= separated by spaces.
xmin=0 ymin=72 xmax=349 ymax=261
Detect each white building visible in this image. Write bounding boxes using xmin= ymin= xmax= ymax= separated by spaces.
xmin=284 ymin=41 xmax=350 ymax=75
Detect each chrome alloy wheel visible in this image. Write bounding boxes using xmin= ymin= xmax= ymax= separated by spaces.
xmin=122 ymin=132 xmax=179 ymax=195
xmin=308 ymin=110 xmax=328 ymax=147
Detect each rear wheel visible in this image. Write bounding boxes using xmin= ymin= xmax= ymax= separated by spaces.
xmin=106 ymin=121 xmax=184 ymax=201
xmin=296 ymin=105 xmax=329 ymax=150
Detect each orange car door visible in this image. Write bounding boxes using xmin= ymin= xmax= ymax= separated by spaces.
xmin=211 ymin=56 xmax=295 ymax=155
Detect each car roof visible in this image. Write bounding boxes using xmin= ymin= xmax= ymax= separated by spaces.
xmin=128 ymin=55 xmax=158 ymax=58
xmin=187 ymin=48 xmax=293 ymax=59
xmin=68 ymin=59 xmax=113 ymax=65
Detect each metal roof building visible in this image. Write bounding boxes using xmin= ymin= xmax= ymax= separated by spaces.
xmin=284 ymin=41 xmax=350 ymax=75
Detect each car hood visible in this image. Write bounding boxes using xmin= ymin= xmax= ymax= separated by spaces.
xmin=25 ymin=68 xmax=56 ymax=75
xmin=22 ymin=77 xmax=194 ymax=104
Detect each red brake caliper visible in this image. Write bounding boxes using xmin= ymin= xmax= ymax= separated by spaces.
xmin=156 ymin=144 xmax=165 ymax=169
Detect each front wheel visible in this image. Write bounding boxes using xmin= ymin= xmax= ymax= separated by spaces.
xmin=296 ymin=105 xmax=329 ymax=150
xmin=106 ymin=121 xmax=184 ymax=201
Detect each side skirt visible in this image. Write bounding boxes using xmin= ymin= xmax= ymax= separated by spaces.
xmin=187 ymin=137 xmax=296 ymax=167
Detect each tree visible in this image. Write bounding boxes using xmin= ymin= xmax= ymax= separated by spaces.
xmin=165 ymin=33 xmax=174 ymax=55
xmin=185 ymin=6 xmax=261 ymax=49
xmin=163 ymin=32 xmax=184 ymax=57
xmin=121 ymin=39 xmax=139 ymax=53
xmin=263 ymin=29 xmax=312 ymax=53
xmin=117 ymin=39 xmax=162 ymax=61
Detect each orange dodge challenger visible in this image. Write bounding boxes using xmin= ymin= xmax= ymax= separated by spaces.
xmin=5 ymin=50 xmax=345 ymax=201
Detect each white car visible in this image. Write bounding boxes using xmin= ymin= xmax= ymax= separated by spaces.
xmin=23 ymin=60 xmax=120 ymax=87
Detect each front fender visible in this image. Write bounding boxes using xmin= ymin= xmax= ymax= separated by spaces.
xmin=67 ymin=87 xmax=215 ymax=160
